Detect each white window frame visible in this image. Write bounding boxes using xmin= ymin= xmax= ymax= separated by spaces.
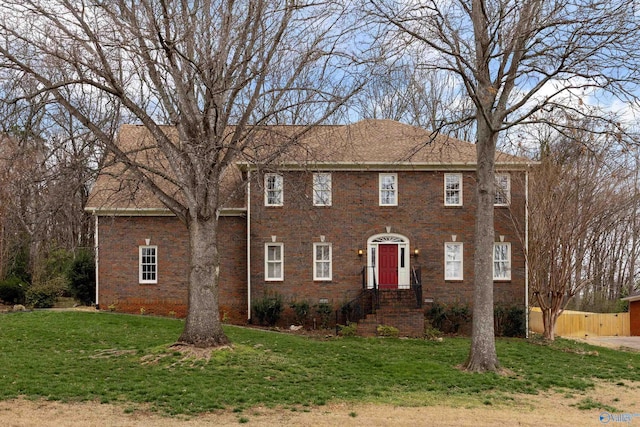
xmin=444 ymin=173 xmax=463 ymax=206
xmin=264 ymin=173 xmax=283 ymax=206
xmin=493 ymin=242 xmax=511 ymax=280
xmin=313 ymin=242 xmax=332 ymax=281
xmin=139 ymin=245 xmax=158 ymax=284
xmin=379 ymin=173 xmax=398 ymax=206
xmin=265 ymin=243 xmax=284 ymax=281
xmin=444 ymin=242 xmax=463 ymax=281
xmin=313 ymin=173 xmax=332 ymax=206
xmin=495 ymin=173 xmax=511 ymax=206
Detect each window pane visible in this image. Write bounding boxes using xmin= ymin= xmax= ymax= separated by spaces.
xmin=495 ymin=174 xmax=510 ymax=205
xmin=313 ymin=173 xmax=332 ymax=205
xmin=140 ymin=246 xmax=157 ymax=282
xmin=445 ymin=243 xmax=462 ymax=280
xmin=265 ymin=174 xmax=282 ymax=205
xmin=445 ymin=174 xmax=461 ymax=205
xmin=267 ymin=263 xmax=281 ymax=278
xmin=316 ymin=262 xmax=330 ymax=278
xmin=380 ymin=174 xmax=397 ymax=205
xmin=267 ymin=246 xmax=281 ymax=261
xmin=316 ymin=245 xmax=329 ymax=261
xmin=493 ymin=243 xmax=510 ymax=279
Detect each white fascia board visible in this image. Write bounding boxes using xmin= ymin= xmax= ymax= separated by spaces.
xmin=237 ymin=161 xmax=535 ymax=172
xmin=84 ymin=207 xmax=247 ymax=217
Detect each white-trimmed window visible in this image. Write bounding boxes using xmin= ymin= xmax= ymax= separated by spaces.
xmin=139 ymin=246 xmax=158 ymax=284
xmin=313 ymin=173 xmax=332 ymax=206
xmin=379 ymin=173 xmax=397 ymax=206
xmin=495 ymin=173 xmax=511 ymax=206
xmin=444 ymin=242 xmax=463 ymax=280
xmin=444 ymin=173 xmax=462 ymax=206
xmin=265 ymin=243 xmax=284 ymax=281
xmin=265 ymin=173 xmax=283 ymax=206
xmin=493 ymin=242 xmax=511 ymax=280
xmin=313 ymin=242 xmax=332 ymax=281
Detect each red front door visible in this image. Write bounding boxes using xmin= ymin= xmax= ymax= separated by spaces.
xmin=378 ymin=244 xmax=398 ymax=289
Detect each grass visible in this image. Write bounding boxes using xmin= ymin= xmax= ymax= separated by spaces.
xmin=0 ymin=311 xmax=639 ymax=416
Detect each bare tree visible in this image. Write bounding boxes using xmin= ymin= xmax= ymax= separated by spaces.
xmin=368 ymin=0 xmax=640 ymax=371
xmin=0 ymin=1 xmax=363 ymax=347
xmin=353 ymin=61 xmax=475 ymax=140
xmin=0 ymin=73 xmax=109 ymax=284
xmin=527 ymin=121 xmax=640 ymax=339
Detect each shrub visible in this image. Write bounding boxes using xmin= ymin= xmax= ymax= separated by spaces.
xmin=68 ymin=250 xmax=96 ymax=306
xmin=314 ymin=302 xmax=333 ymax=329
xmin=424 ymin=319 xmax=443 ymax=341
xmin=26 ymin=276 xmax=67 ymax=308
xmin=252 ymin=294 xmax=283 ymax=326
xmin=377 ymin=325 xmax=399 ymax=337
xmin=289 ymin=301 xmax=310 ymax=326
xmin=426 ymin=302 xmax=471 ymax=334
xmin=0 ymin=276 xmax=27 ymax=304
xmin=494 ymin=305 xmax=526 ymax=337
xmin=338 ymin=323 xmax=358 ymax=337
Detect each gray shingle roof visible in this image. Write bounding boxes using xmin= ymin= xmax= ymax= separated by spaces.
xmin=86 ymin=119 xmax=531 ymax=212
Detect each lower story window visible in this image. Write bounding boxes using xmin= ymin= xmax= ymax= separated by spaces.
xmin=444 ymin=242 xmax=463 ymax=280
xmin=265 ymin=243 xmax=284 ymax=281
xmin=139 ymin=246 xmax=157 ymax=284
xmin=313 ymin=243 xmax=332 ymax=281
xmin=493 ymin=242 xmax=511 ymax=280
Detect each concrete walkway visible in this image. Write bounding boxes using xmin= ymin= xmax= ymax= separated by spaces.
xmin=580 ymin=336 xmax=640 ymax=351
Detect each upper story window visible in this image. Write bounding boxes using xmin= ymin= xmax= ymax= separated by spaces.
xmin=265 ymin=243 xmax=284 ymax=281
xmin=493 ymin=242 xmax=511 ymax=280
xmin=495 ymin=173 xmax=511 ymax=206
xmin=139 ymin=245 xmax=158 ymax=284
xmin=379 ymin=173 xmax=397 ymax=206
xmin=313 ymin=242 xmax=332 ymax=281
xmin=265 ymin=173 xmax=283 ymax=206
xmin=444 ymin=173 xmax=462 ymax=206
xmin=444 ymin=242 xmax=463 ymax=281
xmin=313 ymin=173 xmax=332 ymax=206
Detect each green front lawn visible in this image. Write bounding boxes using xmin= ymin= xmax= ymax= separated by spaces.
xmin=0 ymin=311 xmax=638 ymax=415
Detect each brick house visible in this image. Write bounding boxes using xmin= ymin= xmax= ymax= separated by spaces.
xmin=86 ymin=119 xmax=530 ymax=336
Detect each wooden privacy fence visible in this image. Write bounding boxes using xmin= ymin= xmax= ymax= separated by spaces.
xmin=529 ymin=308 xmax=630 ymax=337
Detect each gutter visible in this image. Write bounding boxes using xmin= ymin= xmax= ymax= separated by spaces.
xmin=236 ymin=161 xmax=536 ymax=172
xmin=94 ymin=213 xmax=99 ymax=309
xmin=525 ymin=168 xmax=530 ymax=338
xmin=246 ymin=170 xmax=252 ymax=321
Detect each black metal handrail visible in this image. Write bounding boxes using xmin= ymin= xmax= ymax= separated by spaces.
xmin=335 ymin=266 xmax=378 ymax=334
xmin=411 ymin=266 xmax=423 ymax=308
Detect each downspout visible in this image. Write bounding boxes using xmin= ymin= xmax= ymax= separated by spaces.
xmin=525 ymin=168 xmax=530 ymax=338
xmin=94 ymin=213 xmax=100 ymax=310
xmin=246 ymin=170 xmax=251 ymax=321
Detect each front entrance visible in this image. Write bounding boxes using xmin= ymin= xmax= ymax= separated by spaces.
xmin=367 ymin=233 xmax=410 ymax=290
xmin=378 ymin=244 xmax=398 ymax=289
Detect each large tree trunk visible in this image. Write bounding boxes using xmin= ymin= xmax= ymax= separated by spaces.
xmin=177 ymin=215 xmax=229 ymax=348
xmin=464 ymin=119 xmax=500 ymax=372
xmin=541 ymin=307 xmax=558 ymax=340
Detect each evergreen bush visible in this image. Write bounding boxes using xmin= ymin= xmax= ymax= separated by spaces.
xmin=0 ymin=276 xmax=27 ymax=304
xmin=252 ymin=294 xmax=283 ymax=326
xmin=68 ymin=250 xmax=96 ymax=305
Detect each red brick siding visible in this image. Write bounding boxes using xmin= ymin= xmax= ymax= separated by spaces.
xmin=630 ymin=300 xmax=640 ymax=336
xmin=250 ymin=170 xmax=526 ymax=320
xmin=97 ymin=215 xmax=247 ymax=322
xmin=96 ymin=168 xmax=527 ymax=331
